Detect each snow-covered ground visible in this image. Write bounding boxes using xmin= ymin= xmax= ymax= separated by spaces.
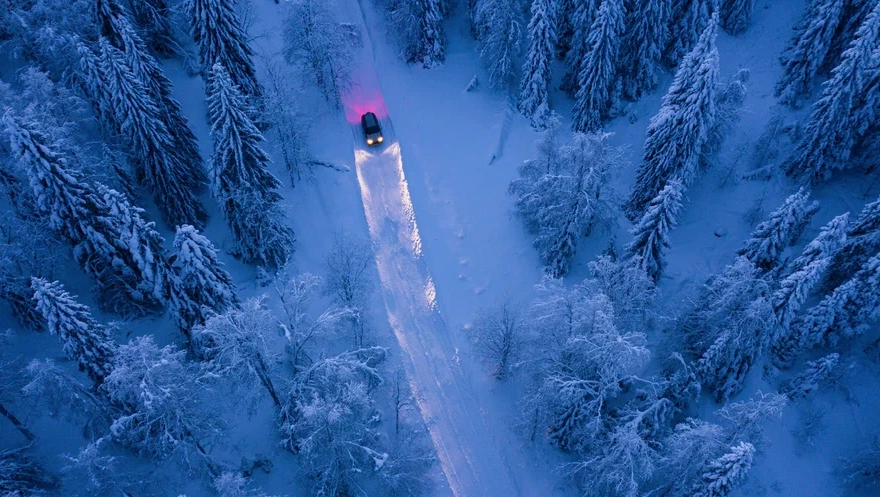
xmin=2 ymin=0 xmax=879 ymax=496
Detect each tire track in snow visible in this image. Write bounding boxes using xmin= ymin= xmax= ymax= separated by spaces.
xmin=337 ymin=2 xmax=524 ymax=496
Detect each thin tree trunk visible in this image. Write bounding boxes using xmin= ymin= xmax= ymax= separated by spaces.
xmin=0 ymin=401 xmax=36 ymax=441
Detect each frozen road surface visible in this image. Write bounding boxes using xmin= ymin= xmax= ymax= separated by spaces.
xmin=336 ymin=1 xmax=542 ymax=496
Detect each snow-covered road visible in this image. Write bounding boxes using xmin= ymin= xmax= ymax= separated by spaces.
xmin=337 ymin=2 xmax=532 ymax=496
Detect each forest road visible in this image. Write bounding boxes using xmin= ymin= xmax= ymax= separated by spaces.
xmin=335 ymin=1 xmax=534 ymax=496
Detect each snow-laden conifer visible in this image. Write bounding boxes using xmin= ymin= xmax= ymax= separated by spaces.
xmin=665 ymin=0 xmax=713 ymax=66
xmin=572 ymin=0 xmax=624 ymax=132
xmin=519 ymin=0 xmax=556 ymax=128
xmin=691 ymin=442 xmax=755 ymax=497
xmin=188 ymin=0 xmax=262 ymax=98
xmin=625 ymin=178 xmax=684 ymax=282
xmin=619 ymin=0 xmax=670 ymax=101
xmin=720 ymin=0 xmax=757 ymax=35
xmin=775 ymin=0 xmax=845 ymax=107
xmin=628 ymin=15 xmax=719 ymax=219
xmin=31 ymin=278 xmax=117 ymax=385
xmin=737 ymin=188 xmax=819 ymax=271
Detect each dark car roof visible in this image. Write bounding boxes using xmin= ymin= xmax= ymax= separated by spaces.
xmin=362 ymin=112 xmax=380 ymax=132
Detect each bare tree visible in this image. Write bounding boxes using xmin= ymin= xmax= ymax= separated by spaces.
xmin=324 ymin=234 xmax=374 ymax=308
xmin=468 ymin=298 xmax=525 ymax=379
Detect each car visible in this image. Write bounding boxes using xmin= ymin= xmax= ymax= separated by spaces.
xmin=361 ymin=112 xmax=384 ymax=146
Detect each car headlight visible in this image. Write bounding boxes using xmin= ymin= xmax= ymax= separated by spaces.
xmin=367 ymin=138 xmax=374 ymax=145
xmin=377 ymin=136 xmax=383 ymax=143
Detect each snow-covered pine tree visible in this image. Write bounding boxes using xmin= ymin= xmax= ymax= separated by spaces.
xmin=561 ymin=0 xmax=599 ymax=94
xmin=691 ymin=442 xmax=755 ymax=497
xmin=825 ymin=195 xmax=880 ymax=291
xmin=510 ymin=132 xmax=623 ymax=276
xmin=418 ymin=0 xmax=446 ymax=67
xmin=676 ymin=257 xmax=774 ymax=400
xmin=207 ymin=63 xmax=293 ymax=268
xmin=824 ymin=0 xmax=878 ymax=71
xmin=169 ymin=225 xmax=239 ymax=333
xmin=720 ymin=0 xmax=757 ymax=35
xmin=30 ymin=278 xmax=117 ymax=385
xmin=783 ymin=1 xmax=880 ymax=180
xmin=619 ymin=0 xmax=669 ymax=101
xmin=772 ymin=213 xmax=849 ymax=336
xmin=775 ymin=0 xmax=845 ymax=107
xmin=188 ymin=0 xmax=262 ymax=99
xmin=625 ymin=178 xmax=684 ymax=282
xmin=664 ymin=0 xmax=713 ymax=66
xmin=554 ymin=0 xmax=576 ymax=59
xmin=474 ymin=0 xmax=525 ymax=90
xmin=572 ymin=0 xmax=625 ymax=132
xmin=794 ymin=251 xmax=880 ymax=349
xmin=627 ymin=14 xmax=719 ymax=220
xmin=207 ymin=63 xmax=283 ymax=198
xmin=126 ymin=0 xmax=175 ymax=54
xmin=115 ymin=17 xmax=203 ymax=178
xmin=95 ymin=184 xmax=169 ymax=304
xmin=75 ymin=42 xmax=113 ymax=127
xmin=2 ymin=112 xmax=161 ymax=314
xmin=98 ymin=38 xmax=206 ymax=227
xmin=518 ymin=0 xmax=556 ymax=128
xmin=737 ymin=188 xmax=820 ymax=271
xmin=779 ymin=353 xmax=839 ymax=399
xmin=94 ymin=0 xmax=128 ymax=44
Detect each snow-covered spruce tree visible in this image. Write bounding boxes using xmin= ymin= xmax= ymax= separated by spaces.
xmin=825 ymin=195 xmax=880 ymax=291
xmin=193 ymin=298 xmax=280 ymax=407
xmin=779 ymin=353 xmax=839 ymax=400
xmin=381 ymin=0 xmax=446 ymax=67
xmin=587 ymin=254 xmax=659 ymax=333
xmin=560 ymin=0 xmax=599 ymax=94
xmin=619 ymin=0 xmax=669 ymax=101
xmin=794 ymin=251 xmax=880 ymax=350
xmin=283 ymin=0 xmax=362 ymax=104
xmin=771 ymin=213 xmax=849 ymax=339
xmin=675 ymin=258 xmax=774 ymax=399
xmin=775 ymin=0 xmax=845 ymax=107
xmin=125 ymin=0 xmax=175 ymax=54
xmin=720 ymin=0 xmax=757 ymax=35
xmin=169 ymin=225 xmax=239 ymax=333
xmin=473 ymin=0 xmax=525 ymax=90
xmin=2 ymin=113 xmax=162 ymax=314
xmin=510 ymin=132 xmax=623 ymax=276
xmin=627 ymin=14 xmax=719 ymax=220
xmin=30 ymin=278 xmax=117 ymax=385
xmin=207 ymin=63 xmax=293 ymax=267
xmin=417 ymin=0 xmax=446 ymax=67
xmin=103 ymin=335 xmax=217 ymax=466
xmin=98 ymin=38 xmax=206 ymax=227
xmin=664 ymin=0 xmax=713 ymax=66
xmin=518 ymin=0 xmax=556 ymax=128
xmin=690 ymin=442 xmax=755 ymax=497
xmin=115 ymin=17 xmax=203 ymax=178
xmin=783 ymin=2 xmax=880 ymax=181
xmin=572 ymin=0 xmax=625 ymax=132
xmin=625 ymin=178 xmax=684 ymax=283
xmin=278 ymin=348 xmax=388 ymax=497
xmin=737 ymin=188 xmax=819 ymax=271
xmin=75 ymin=42 xmax=114 ymax=130
xmin=207 ymin=64 xmax=284 ymax=198
xmin=824 ymin=0 xmax=878 ymax=72
xmin=553 ymin=0 xmax=575 ymax=59
xmin=188 ymin=0 xmax=262 ymax=99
